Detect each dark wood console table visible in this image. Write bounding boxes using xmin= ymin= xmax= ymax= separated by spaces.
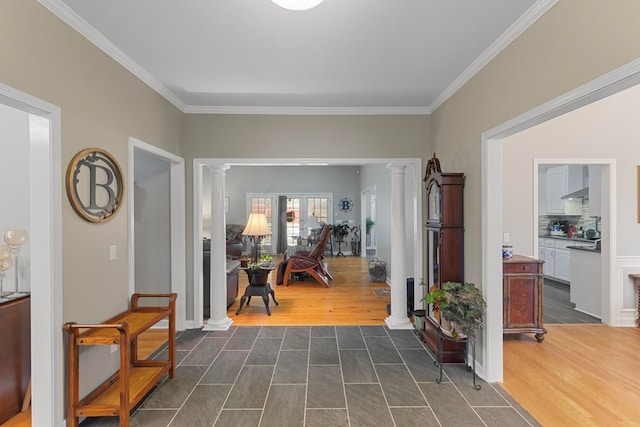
xmin=0 ymin=296 xmax=30 ymax=424
xmin=503 ymin=255 xmax=547 ymax=342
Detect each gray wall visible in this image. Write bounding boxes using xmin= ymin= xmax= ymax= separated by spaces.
xmin=185 ymin=114 xmax=431 ymax=315
xmin=134 ymin=150 xmax=172 ymax=295
xmin=1 ymin=0 xmax=184 ymax=396
xmin=430 ymin=0 xmax=640 ymax=289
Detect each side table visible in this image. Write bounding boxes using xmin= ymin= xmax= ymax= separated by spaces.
xmin=236 ymin=265 xmax=279 ymax=316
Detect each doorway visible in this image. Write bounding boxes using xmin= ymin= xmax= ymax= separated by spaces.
xmin=129 ymin=137 xmax=186 ymax=330
xmin=362 ymin=186 xmax=377 ymax=258
xmin=483 ymin=63 xmax=640 ymax=382
xmin=0 ymin=84 xmax=63 ymax=425
xmin=192 ymin=159 xmax=423 ymax=329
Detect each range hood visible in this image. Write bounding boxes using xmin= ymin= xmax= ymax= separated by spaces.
xmin=561 ymin=187 xmax=589 ymax=200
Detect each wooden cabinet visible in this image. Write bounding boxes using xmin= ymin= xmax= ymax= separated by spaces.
xmin=419 ymin=154 xmax=466 ymax=362
xmin=0 ymin=297 xmax=30 ymax=424
xmin=503 ymin=255 xmax=546 ymax=342
xmin=64 ymin=293 xmax=176 ymax=427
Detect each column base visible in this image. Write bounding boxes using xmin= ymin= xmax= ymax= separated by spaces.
xmin=202 ymin=316 xmax=233 ymax=331
xmin=385 ymin=316 xmax=413 ymax=330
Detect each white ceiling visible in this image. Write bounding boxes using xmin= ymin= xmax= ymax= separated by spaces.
xmin=42 ymin=0 xmax=552 ymax=114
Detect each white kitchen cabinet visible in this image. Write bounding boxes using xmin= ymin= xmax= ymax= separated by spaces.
xmin=543 ymin=239 xmax=555 ymax=278
xmin=554 ymin=248 xmax=571 ymax=282
xmin=545 ymin=165 xmax=583 ymax=215
xmin=540 ymin=237 xmax=575 ymax=282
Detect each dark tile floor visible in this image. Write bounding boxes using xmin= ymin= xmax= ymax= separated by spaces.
xmin=82 ymin=326 xmax=539 ymax=427
xmin=543 ymin=279 xmax=601 ymax=324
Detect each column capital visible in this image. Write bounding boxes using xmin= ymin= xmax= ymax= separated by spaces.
xmin=387 ymin=163 xmax=410 ymax=173
xmin=205 ymin=163 xmax=230 ymax=175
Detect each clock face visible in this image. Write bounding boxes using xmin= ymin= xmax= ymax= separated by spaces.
xmin=338 ymin=197 xmax=353 ymax=212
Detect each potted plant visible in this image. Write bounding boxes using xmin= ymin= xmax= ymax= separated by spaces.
xmin=365 ymin=217 xmax=375 ymax=234
xmin=333 ymin=223 xmax=350 ymax=242
xmin=259 ymin=253 xmax=273 ymax=266
xmin=245 ymin=261 xmax=269 ymax=286
xmin=424 ymin=281 xmax=486 ymax=341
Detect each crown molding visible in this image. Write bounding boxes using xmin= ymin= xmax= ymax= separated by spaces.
xmin=428 ymin=0 xmax=558 ymax=113
xmin=38 ymin=0 xmax=186 ymax=112
xmin=183 ymin=105 xmax=430 ymax=115
xmin=39 ymin=0 xmax=552 ymax=117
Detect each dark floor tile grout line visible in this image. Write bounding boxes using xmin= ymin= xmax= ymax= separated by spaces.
xmin=359 ymin=326 xmax=397 ymax=426
xmin=208 ymin=326 xmax=261 ymax=427
xmin=333 ymin=326 xmax=352 ymax=427
xmin=387 ymin=327 xmax=441 ymax=425
xmin=257 ymin=325 xmax=288 ymax=427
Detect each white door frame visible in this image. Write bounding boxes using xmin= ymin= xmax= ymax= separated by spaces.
xmin=482 ymin=59 xmax=640 ymax=382
xmin=361 ymin=185 xmax=376 ymax=257
xmin=128 ymin=137 xmax=186 ymax=331
xmin=192 ymin=158 xmax=422 ymax=329
xmin=0 ymin=84 xmax=63 ymax=426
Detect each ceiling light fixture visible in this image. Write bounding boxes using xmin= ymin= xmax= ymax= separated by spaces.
xmin=270 ymin=0 xmax=325 ymax=11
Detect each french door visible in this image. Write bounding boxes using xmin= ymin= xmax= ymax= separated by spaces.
xmin=247 ymin=193 xmax=332 ymax=254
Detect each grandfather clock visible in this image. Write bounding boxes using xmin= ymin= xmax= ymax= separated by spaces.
xmin=420 ymin=154 xmax=466 ymax=362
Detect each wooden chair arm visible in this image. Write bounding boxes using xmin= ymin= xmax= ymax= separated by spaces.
xmin=131 ymin=293 xmax=177 ymax=309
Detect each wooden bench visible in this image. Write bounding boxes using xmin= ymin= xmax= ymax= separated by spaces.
xmin=64 ymin=293 xmax=177 ymax=427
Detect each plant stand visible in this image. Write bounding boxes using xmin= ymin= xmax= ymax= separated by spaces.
xmin=434 ymin=327 xmax=480 ymax=390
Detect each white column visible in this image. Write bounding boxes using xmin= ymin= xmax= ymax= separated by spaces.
xmin=385 ymin=164 xmax=413 ymax=329
xmin=203 ymin=164 xmax=233 ymax=331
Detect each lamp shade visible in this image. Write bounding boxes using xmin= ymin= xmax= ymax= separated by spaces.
xmin=4 ymin=229 xmax=28 ymax=247
xmin=0 ymin=244 xmax=11 ymax=261
xmin=270 ymin=0 xmax=325 ymax=11
xmin=303 ymin=214 xmax=321 ymax=230
xmin=242 ymin=213 xmax=272 ymax=237
xmin=0 ymin=256 xmax=12 ymax=272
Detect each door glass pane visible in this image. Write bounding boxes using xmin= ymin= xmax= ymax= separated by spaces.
xmin=286 ymin=198 xmax=301 ymax=246
xmin=427 ymin=181 xmax=440 ymax=221
xmin=249 ymin=197 xmax=273 ymax=251
xmin=427 ymin=229 xmax=440 ymax=320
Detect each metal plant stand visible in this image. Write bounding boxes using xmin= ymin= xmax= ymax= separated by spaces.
xmin=434 ymin=327 xmax=481 ymax=390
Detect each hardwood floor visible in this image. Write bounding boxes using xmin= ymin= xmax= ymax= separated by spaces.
xmin=5 ymin=256 xmax=639 ymax=426
xmin=229 ymin=254 xmax=390 ymax=325
xmin=503 ymin=324 xmax=640 ymax=427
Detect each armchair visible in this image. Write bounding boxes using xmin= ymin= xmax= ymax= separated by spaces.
xmin=276 ymin=225 xmax=333 ymax=287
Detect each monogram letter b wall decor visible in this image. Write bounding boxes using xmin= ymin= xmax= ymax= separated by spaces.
xmin=66 ymin=148 xmax=124 ymax=223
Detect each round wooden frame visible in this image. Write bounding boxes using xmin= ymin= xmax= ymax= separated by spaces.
xmin=65 ymin=147 xmax=125 ymax=223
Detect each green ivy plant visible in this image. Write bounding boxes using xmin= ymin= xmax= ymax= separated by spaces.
xmin=424 ymin=281 xmax=486 ymax=340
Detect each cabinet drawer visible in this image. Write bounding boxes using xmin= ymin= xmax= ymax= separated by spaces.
xmin=503 ymin=262 xmax=540 ymax=274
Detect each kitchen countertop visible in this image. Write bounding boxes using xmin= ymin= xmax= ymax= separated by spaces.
xmin=539 ymin=235 xmax=597 ymax=243
xmin=567 ymin=245 xmax=601 ymax=253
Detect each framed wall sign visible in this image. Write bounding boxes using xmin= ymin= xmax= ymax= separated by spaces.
xmin=338 ymin=197 xmax=353 ymax=212
xmin=66 ymin=148 xmax=125 ymax=223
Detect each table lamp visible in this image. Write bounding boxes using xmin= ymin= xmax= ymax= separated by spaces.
xmin=0 ymin=245 xmax=13 ymax=303
xmin=4 ymin=229 xmax=29 ymax=298
xmin=242 ymin=213 xmax=272 ymax=263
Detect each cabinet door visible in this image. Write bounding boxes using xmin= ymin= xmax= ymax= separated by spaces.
xmin=504 ymin=275 xmax=539 ymax=328
xmin=546 ymin=166 xmax=568 ymax=214
xmin=555 ymin=248 xmax=571 ymax=282
xmin=543 ymin=247 xmax=555 ymax=277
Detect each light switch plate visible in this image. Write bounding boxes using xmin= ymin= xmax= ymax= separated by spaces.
xmin=109 ymin=245 xmax=117 ymax=260
xmin=503 ymin=233 xmax=510 ymax=243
